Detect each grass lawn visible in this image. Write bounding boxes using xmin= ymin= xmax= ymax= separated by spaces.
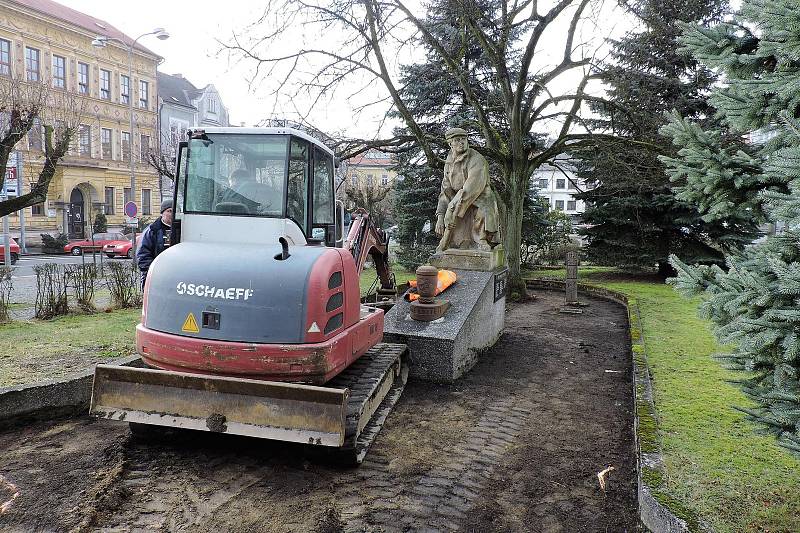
xmin=527 ymin=268 xmax=800 ymax=533
xmin=0 ymin=308 xmax=140 ymax=387
xmin=359 ymin=263 xmax=416 ymax=295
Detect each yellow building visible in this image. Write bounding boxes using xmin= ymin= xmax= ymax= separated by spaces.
xmin=344 ymin=149 xmax=398 ymax=190
xmin=0 ymin=0 xmax=161 ymax=241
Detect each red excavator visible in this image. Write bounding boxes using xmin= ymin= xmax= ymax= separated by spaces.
xmin=90 ymin=127 xmax=405 ymax=463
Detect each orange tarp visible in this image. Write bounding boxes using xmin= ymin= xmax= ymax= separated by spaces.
xmin=406 ymin=270 xmax=457 ymax=301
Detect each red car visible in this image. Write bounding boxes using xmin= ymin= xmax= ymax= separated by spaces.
xmin=103 ymin=234 xmax=142 ymax=259
xmin=64 ymin=232 xmax=130 ymax=256
xmin=0 ymin=238 xmax=20 ymax=265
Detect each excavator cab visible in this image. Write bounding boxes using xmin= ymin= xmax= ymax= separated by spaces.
xmin=170 ymin=128 xmax=341 ymax=250
xmin=90 ymin=127 xmax=405 ymax=463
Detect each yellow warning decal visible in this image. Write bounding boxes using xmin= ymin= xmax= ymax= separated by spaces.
xmin=181 ymin=312 xmax=200 ymax=333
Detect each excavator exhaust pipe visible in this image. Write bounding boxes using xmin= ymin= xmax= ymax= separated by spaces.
xmin=90 ymin=364 xmax=349 ymax=446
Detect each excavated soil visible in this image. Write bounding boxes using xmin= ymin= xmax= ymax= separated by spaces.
xmin=0 ymin=290 xmax=637 ymax=532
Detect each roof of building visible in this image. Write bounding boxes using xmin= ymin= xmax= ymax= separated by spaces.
xmin=157 ymin=72 xmax=202 ymax=109
xmin=348 ymin=149 xmax=394 ymax=167
xmin=10 ymin=0 xmax=158 ymax=57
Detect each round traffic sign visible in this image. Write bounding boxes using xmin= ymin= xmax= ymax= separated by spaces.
xmin=124 ymin=201 xmax=138 ymax=218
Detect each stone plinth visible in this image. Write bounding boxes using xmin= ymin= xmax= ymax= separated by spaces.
xmin=430 ymin=245 xmax=505 ymax=272
xmin=383 ymin=268 xmax=506 ymax=383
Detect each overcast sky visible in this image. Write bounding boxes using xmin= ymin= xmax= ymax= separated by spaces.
xmin=58 ymin=0 xmax=634 ymax=140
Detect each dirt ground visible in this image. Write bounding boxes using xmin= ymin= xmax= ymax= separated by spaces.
xmin=0 ymin=290 xmax=637 ymax=532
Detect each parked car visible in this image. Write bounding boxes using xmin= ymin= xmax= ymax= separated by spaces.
xmin=64 ymin=232 xmax=129 ymax=256
xmin=103 ymin=234 xmax=142 ymax=259
xmin=0 ymin=238 xmax=20 ymax=265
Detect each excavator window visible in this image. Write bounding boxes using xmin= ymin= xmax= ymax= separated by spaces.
xmin=287 ymin=138 xmax=309 ymax=234
xmin=183 ymin=133 xmax=288 ymax=218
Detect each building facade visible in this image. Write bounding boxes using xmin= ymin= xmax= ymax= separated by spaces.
xmin=0 ymin=0 xmax=161 ymax=240
xmin=344 ymin=149 xmax=397 ymax=189
xmin=532 ymin=160 xmax=587 ymax=220
xmin=157 ymin=72 xmax=230 ymax=198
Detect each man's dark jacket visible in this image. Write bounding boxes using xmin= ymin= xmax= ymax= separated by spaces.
xmin=137 ymin=217 xmax=170 ymax=276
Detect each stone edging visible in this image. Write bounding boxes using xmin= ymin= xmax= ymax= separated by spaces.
xmin=525 ymin=279 xmax=693 ymax=533
xmin=0 ymin=355 xmax=143 ymax=424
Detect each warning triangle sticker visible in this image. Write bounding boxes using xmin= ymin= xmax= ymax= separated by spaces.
xmin=307 ymin=322 xmax=320 ymax=333
xmin=182 ymin=312 xmax=200 ymax=333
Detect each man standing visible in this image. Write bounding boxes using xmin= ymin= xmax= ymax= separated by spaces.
xmin=137 ymin=199 xmax=173 ymax=288
xmin=435 ymin=128 xmax=500 ymax=252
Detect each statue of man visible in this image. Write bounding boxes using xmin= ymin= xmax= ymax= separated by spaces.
xmin=435 ymin=128 xmax=501 ymax=252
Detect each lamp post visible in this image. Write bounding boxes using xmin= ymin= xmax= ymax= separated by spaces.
xmin=92 ymin=28 xmax=169 ymax=254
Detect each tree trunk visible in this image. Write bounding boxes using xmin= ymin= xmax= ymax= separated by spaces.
xmin=503 ymin=167 xmax=527 ymax=299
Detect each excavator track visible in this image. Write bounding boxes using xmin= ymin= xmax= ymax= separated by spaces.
xmin=327 ymin=342 xmax=408 ymax=464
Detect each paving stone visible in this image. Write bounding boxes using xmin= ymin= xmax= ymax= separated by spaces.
xmin=411 ymin=484 xmax=447 ymax=498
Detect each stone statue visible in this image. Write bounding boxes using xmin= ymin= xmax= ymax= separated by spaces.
xmin=435 ymin=128 xmax=501 ymax=252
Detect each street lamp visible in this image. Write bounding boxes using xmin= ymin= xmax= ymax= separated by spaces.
xmin=92 ymin=28 xmax=169 ymax=253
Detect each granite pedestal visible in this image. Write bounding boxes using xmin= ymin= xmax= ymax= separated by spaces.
xmin=383 ymin=268 xmax=506 ymax=383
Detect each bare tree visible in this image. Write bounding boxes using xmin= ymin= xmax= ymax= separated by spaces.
xmin=344 ymin=178 xmax=393 ymax=229
xmin=0 ymin=77 xmax=85 ymax=217
xmin=226 ymin=0 xmax=617 ymax=290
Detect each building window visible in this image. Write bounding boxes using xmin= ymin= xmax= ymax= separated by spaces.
xmin=0 ymin=39 xmax=10 ymax=76
xmin=52 ymin=55 xmax=65 ymax=88
xmin=121 ymin=131 xmax=131 ymax=162
xmin=140 ymin=134 xmax=150 ymax=162
xmin=556 ymin=178 xmax=566 ymax=189
xmin=101 ymin=128 xmax=112 ymax=159
xmin=555 ymin=200 xmax=565 ymax=210
xmin=31 ymin=203 xmax=44 ymax=216
xmin=25 ymin=47 xmax=39 ymax=81
xmin=28 ymin=119 xmax=42 ymax=150
xmin=142 ymin=188 xmax=151 ymax=215
xmin=100 ymin=69 xmax=111 ymax=100
xmin=567 ymin=200 xmax=577 ymax=211
xmin=367 ymin=174 xmax=374 ymax=187
xmin=139 ymin=80 xmax=148 ymax=108
xmin=350 ymin=175 xmax=357 ymax=186
xmin=208 ymin=96 xmax=216 ymax=113
xmin=381 ymin=174 xmax=389 ymax=186
xmin=123 ymin=187 xmax=132 ymax=206
xmin=104 ymin=187 xmax=115 ymax=214
xmin=79 ymin=124 xmax=91 ymax=156
xmin=538 ymin=178 xmax=548 ymax=189
xmin=78 ymin=62 xmax=89 ymax=94
xmin=120 ymin=74 xmax=130 ymax=104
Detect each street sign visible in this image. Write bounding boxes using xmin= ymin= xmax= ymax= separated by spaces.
xmin=125 ymin=216 xmax=139 ymax=227
xmin=3 ymin=166 xmax=17 ymax=197
xmin=124 ymin=201 xmax=138 ymax=218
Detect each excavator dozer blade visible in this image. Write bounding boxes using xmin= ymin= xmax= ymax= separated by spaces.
xmin=90 ymin=364 xmax=349 ymax=446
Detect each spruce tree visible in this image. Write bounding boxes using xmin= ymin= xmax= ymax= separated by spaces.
xmin=663 ymin=0 xmax=800 ymax=452
xmin=574 ymin=0 xmax=757 ymax=276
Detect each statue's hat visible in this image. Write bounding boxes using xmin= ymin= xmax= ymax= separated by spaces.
xmin=445 ymin=127 xmax=468 ymax=140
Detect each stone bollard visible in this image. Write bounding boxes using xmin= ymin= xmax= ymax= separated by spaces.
xmin=565 ymin=251 xmax=579 ymax=306
xmin=560 ymin=250 xmax=584 ymax=314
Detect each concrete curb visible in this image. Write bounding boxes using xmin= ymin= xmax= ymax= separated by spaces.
xmin=0 ymin=355 xmax=143 ymax=424
xmin=525 ymin=279 xmax=693 ymax=533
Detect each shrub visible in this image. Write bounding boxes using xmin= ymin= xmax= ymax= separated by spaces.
xmin=106 ymin=261 xmax=142 ymax=308
xmin=66 ymin=263 xmax=98 ymax=311
xmin=0 ymin=266 xmax=12 ymax=323
xmin=93 ymin=212 xmax=108 ymax=234
xmin=34 ymin=263 xmax=69 ymax=319
xmin=40 ymin=233 xmax=69 ymax=253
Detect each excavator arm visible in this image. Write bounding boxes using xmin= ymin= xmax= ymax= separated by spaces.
xmin=345 ymin=208 xmax=396 ymax=298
